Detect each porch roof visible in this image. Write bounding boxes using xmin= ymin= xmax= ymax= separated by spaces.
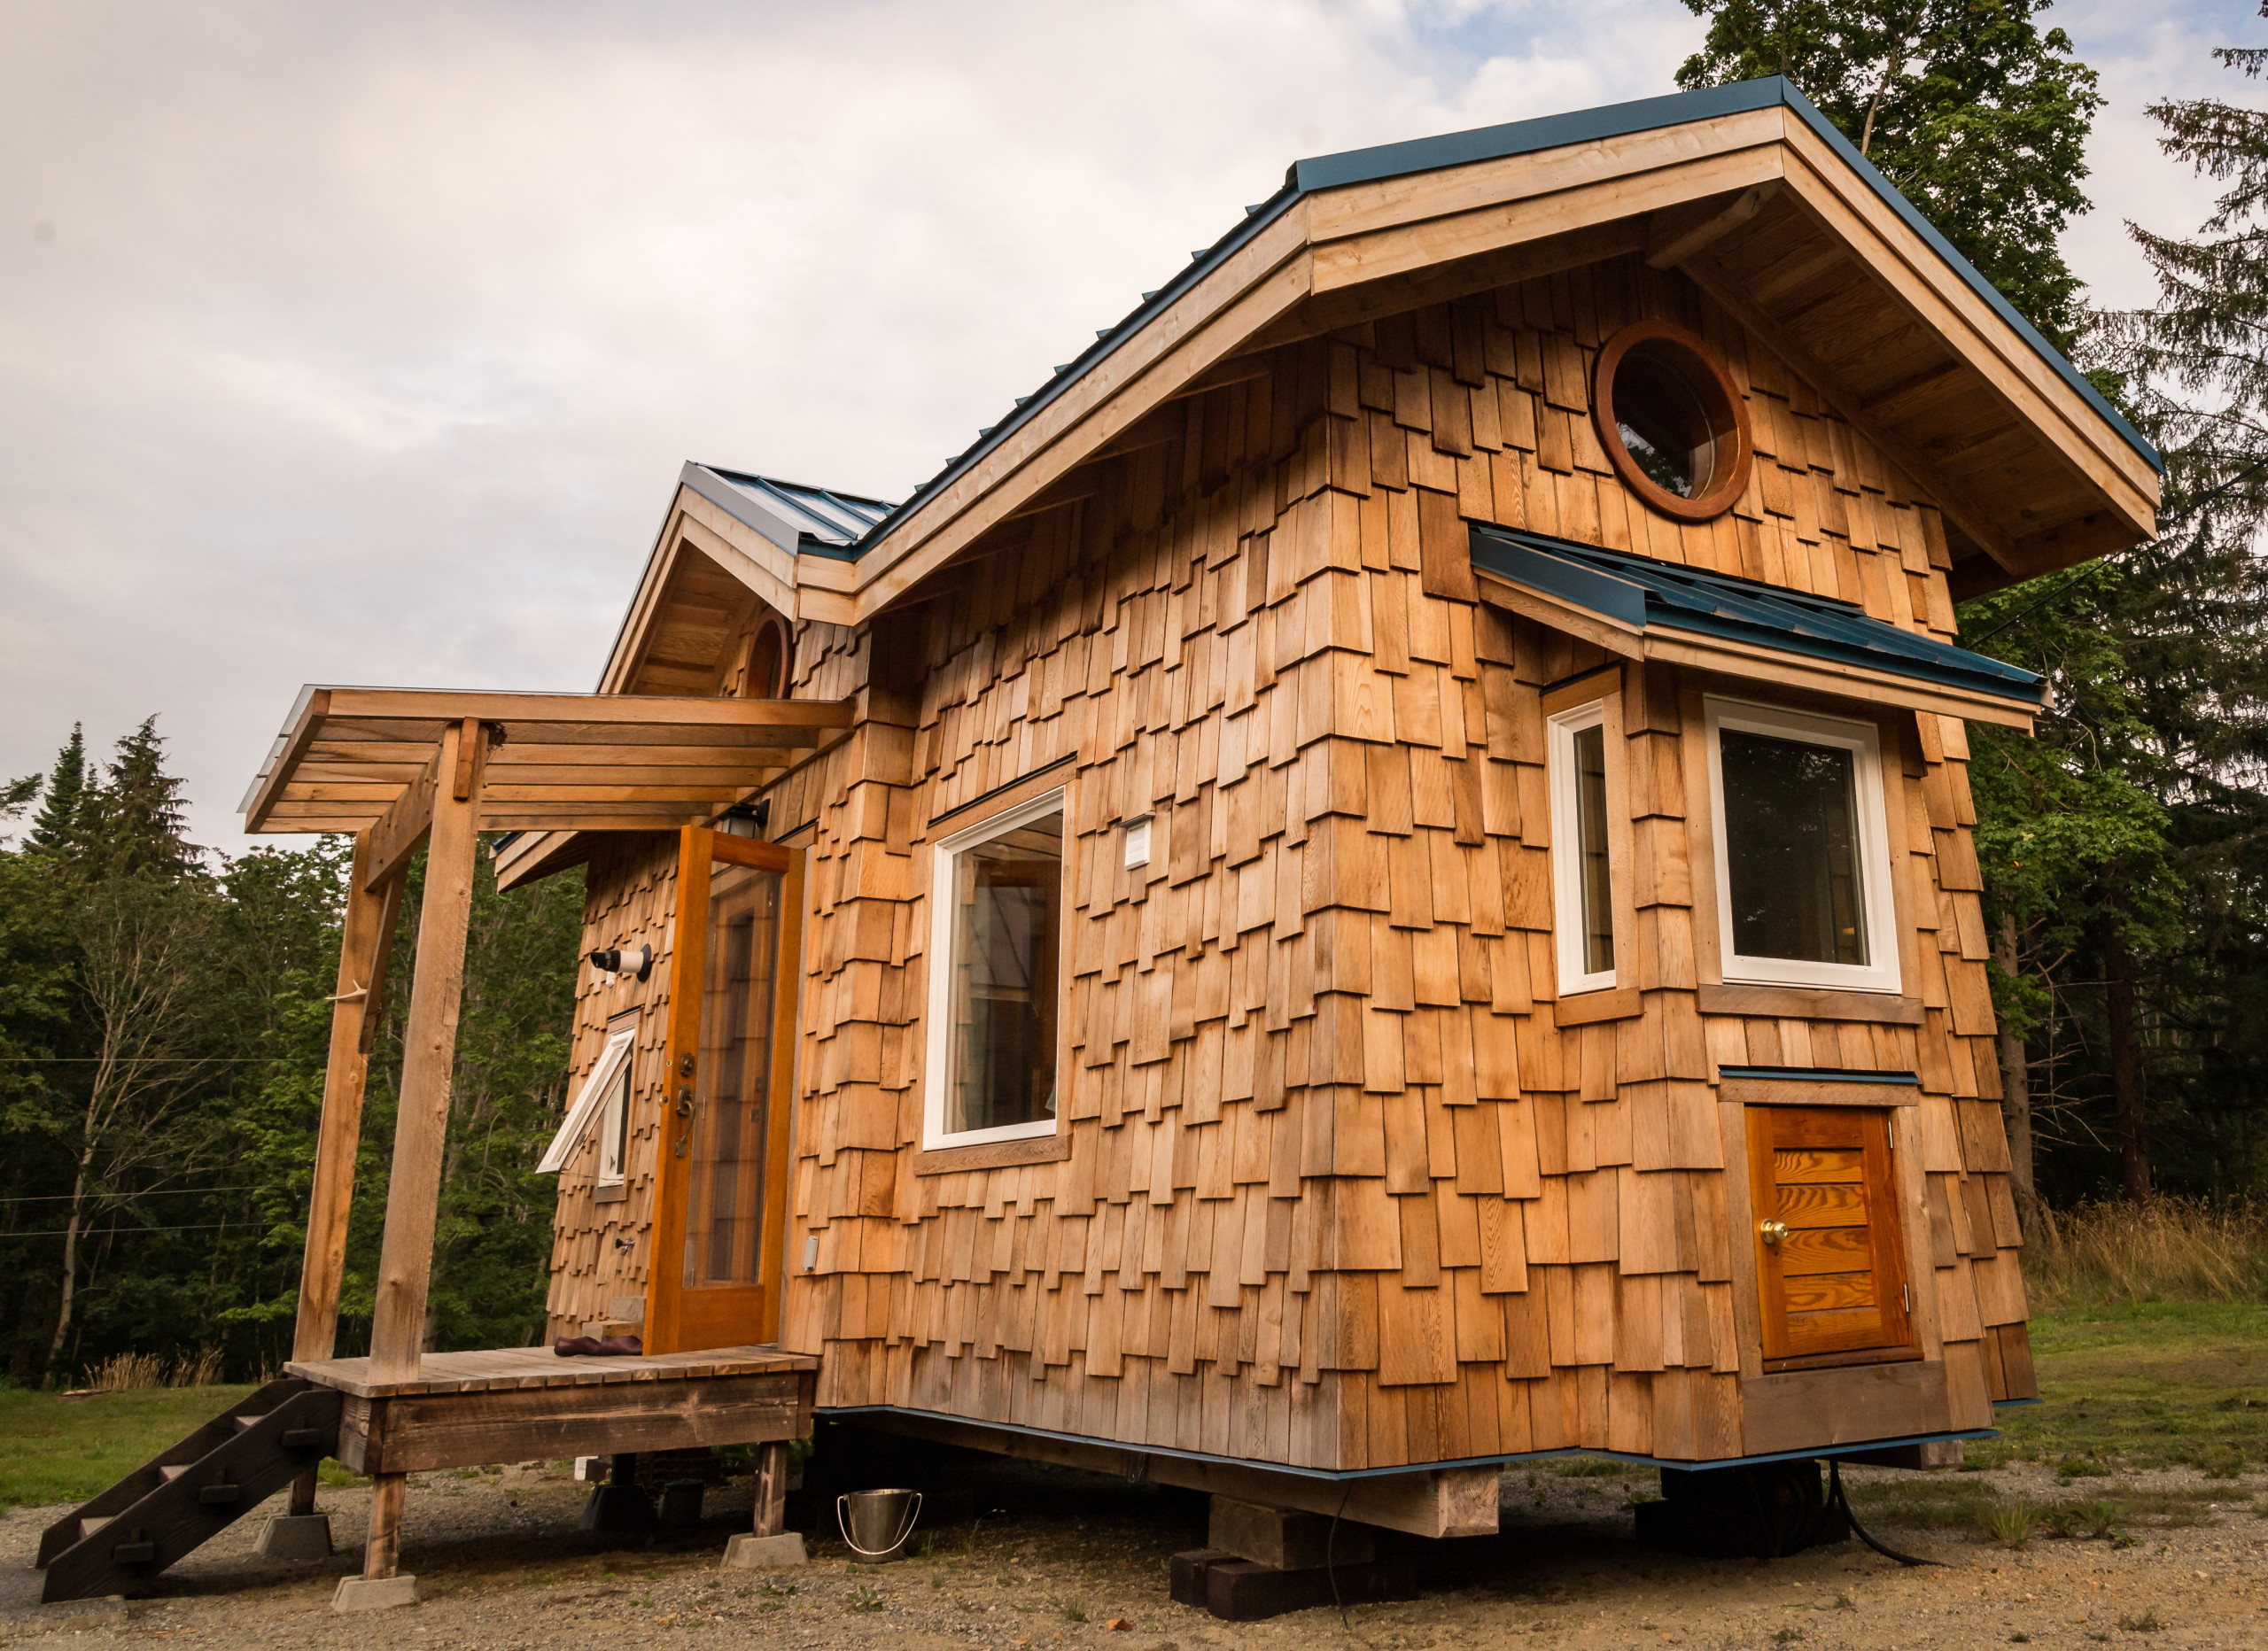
xmin=238 ymin=686 xmax=853 ymax=837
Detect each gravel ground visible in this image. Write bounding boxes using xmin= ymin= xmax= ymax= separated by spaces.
xmin=2 ymin=1450 xmax=2263 ymax=1650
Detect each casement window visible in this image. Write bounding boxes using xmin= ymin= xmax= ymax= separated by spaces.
xmin=922 ymin=788 xmax=1067 ymax=1150
xmin=1548 ymin=699 xmax=1619 ymax=996
xmin=535 ymin=1018 xmax=640 ymax=1182
xmin=1704 ymin=698 xmax=1901 ymax=996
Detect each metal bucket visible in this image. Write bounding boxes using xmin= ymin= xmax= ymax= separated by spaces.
xmin=835 ymin=1487 xmax=922 ymax=1562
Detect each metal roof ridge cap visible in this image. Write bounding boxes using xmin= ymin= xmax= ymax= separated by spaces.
xmin=1767 ymin=80 xmax=2162 ymax=475
xmin=680 ymin=462 xmax=807 ymax=559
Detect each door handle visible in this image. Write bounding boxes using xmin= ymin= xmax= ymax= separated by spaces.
xmin=1758 ymin=1219 xmax=1789 ymax=1248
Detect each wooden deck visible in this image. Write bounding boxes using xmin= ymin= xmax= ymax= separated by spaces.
xmin=287 ymin=1344 xmax=812 ymax=1399
xmin=287 ymin=1345 xmax=818 ymax=1475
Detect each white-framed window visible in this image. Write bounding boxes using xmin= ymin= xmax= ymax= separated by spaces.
xmin=1704 ymin=697 xmax=1902 ymax=996
xmin=536 ymin=1018 xmax=640 ymax=1177
xmin=922 ymin=787 xmax=1068 ymax=1150
xmin=1548 ymin=700 xmax=1618 ymax=996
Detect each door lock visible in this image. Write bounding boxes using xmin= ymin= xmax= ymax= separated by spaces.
xmin=1758 ymin=1219 xmax=1790 ymax=1248
xmin=678 ymin=1052 xmax=695 ymax=1078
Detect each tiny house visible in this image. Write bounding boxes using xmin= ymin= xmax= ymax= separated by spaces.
xmin=502 ymin=77 xmax=2156 ymax=1530
xmin=49 ymin=74 xmax=2159 ymax=1613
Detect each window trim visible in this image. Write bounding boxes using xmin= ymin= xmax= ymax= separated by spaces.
xmin=921 ymin=785 xmax=1069 ymax=1152
xmin=1703 ymin=696 xmax=1902 ymax=996
xmin=1547 ymin=698 xmax=1619 ymax=997
xmin=536 ymin=1019 xmax=640 ymax=1176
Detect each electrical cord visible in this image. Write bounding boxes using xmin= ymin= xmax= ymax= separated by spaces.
xmin=1326 ymin=1482 xmax=1352 ymax=1632
xmin=1828 ymin=1460 xmax=1944 ymax=1568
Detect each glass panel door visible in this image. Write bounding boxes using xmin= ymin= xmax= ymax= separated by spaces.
xmin=686 ymin=860 xmax=779 ymax=1290
xmin=647 ymin=827 xmax=801 ymax=1355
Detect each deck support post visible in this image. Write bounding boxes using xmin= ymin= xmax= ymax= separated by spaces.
xmin=722 ymin=1441 xmax=806 ymax=1568
xmin=330 ymin=1472 xmax=417 ymax=1611
xmin=273 ymin=828 xmax=403 ymax=1561
xmin=367 ymin=719 xmax=486 ymax=1386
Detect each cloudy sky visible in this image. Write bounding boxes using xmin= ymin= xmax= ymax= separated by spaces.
xmin=1 ymin=0 xmax=2258 ymax=855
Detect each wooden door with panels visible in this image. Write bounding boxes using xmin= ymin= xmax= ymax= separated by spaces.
xmin=1745 ymin=1105 xmax=1915 ymax=1370
xmin=646 ymin=827 xmax=804 ymax=1355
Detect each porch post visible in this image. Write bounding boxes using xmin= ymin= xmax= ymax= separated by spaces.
xmin=293 ymin=828 xmax=405 ymax=1365
xmin=268 ymin=829 xmax=402 ymax=1549
xmin=367 ymin=718 xmax=486 ymax=1386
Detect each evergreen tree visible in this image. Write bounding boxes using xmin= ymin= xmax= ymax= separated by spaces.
xmin=27 ymin=725 xmax=89 ymax=860
xmin=1676 ymin=0 xmax=2103 ymax=347
xmin=86 ymin=717 xmax=203 ymax=882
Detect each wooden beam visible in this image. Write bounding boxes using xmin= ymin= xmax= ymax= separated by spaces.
xmin=362 ymin=748 xmax=440 ymax=894
xmin=291 ymin=831 xmax=406 ymax=1367
xmin=366 ymin=720 xmax=485 ymax=1385
xmin=844 ymin=1409 xmax=1499 ymax=1539
xmin=1645 ymin=180 xmax=1783 ymax=269
xmin=337 ymin=1372 xmax=809 ymax=1473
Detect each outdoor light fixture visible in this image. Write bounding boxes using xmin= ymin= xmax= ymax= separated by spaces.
xmin=588 ymin=943 xmax=652 ymax=982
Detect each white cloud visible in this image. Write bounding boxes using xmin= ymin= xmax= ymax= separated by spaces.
xmin=0 ymin=0 xmax=2249 ymax=851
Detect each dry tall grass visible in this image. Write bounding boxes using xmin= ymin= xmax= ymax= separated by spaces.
xmin=82 ymin=1347 xmax=225 ymax=1391
xmin=2024 ymin=1198 xmax=2268 ymax=1309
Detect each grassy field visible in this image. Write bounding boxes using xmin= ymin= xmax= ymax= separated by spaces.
xmin=0 ymin=1384 xmax=257 ymax=1512
xmin=1979 ymin=1299 xmax=2268 ymax=1474
xmin=3 ymin=1303 xmax=2262 ymax=1517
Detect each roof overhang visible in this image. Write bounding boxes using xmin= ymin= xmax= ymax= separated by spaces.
xmin=783 ymin=77 xmax=2155 ymax=621
xmin=1468 ymin=523 xmax=2044 ymax=730
xmin=240 ymin=686 xmax=854 ymax=842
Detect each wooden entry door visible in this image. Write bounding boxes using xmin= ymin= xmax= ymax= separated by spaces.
xmin=1745 ymin=1106 xmax=1915 ymax=1370
xmin=646 ymin=827 xmax=804 ymax=1355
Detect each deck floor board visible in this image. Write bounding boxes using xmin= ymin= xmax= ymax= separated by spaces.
xmin=289 ymin=1344 xmax=815 ymax=1399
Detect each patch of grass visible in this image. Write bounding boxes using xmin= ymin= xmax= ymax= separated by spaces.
xmin=2026 ymin=1198 xmax=2267 ymax=1311
xmin=2117 ymin=1608 xmax=2163 ymax=1632
xmin=1986 ymin=1303 xmax=2268 ymax=1471
xmin=0 ymin=1384 xmax=258 ymax=1510
xmin=1058 ymin=1599 xmax=1089 ymax=1623
xmin=317 ymin=1461 xmax=369 ymax=1489
xmin=1980 ymin=1497 xmax=2037 ymax=1548
xmin=847 ymin=1584 xmax=882 ymax=1614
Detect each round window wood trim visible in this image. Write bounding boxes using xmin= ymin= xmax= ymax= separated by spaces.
xmin=1590 ymin=321 xmax=1753 ymax=523
xmin=744 ymin=614 xmax=792 ymax=699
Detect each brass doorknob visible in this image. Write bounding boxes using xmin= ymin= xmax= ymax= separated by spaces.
xmin=1759 ymin=1219 xmax=1790 ymax=1247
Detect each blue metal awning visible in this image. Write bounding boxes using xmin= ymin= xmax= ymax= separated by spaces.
xmin=1468 ymin=523 xmax=2045 ymax=709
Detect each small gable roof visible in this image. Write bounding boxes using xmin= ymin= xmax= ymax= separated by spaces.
xmin=1468 ymin=523 xmax=2044 ymax=723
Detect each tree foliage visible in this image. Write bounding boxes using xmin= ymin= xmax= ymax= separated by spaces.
xmin=0 ymin=720 xmax=582 ymax=1384
xmin=1676 ymin=0 xmax=2103 ymax=348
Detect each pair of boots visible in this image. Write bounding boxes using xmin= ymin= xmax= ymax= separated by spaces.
xmin=554 ymin=1334 xmax=643 ymax=1357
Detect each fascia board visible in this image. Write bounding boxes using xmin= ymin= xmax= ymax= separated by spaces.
xmin=838 ymin=208 xmax=1316 ymax=620
xmin=1306 ymin=143 xmax=1784 ymax=300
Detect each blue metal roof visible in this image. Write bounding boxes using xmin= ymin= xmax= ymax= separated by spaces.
xmin=680 ymin=463 xmax=897 ymax=560
xmin=1468 ymin=523 xmax=2046 ymax=707
xmin=836 ymin=75 xmax=2156 ymax=569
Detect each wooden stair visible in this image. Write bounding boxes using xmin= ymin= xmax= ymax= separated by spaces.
xmin=35 ymin=1376 xmax=343 ymax=1602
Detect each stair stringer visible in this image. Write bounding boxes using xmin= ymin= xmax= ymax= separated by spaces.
xmin=38 ymin=1378 xmax=343 ymax=1603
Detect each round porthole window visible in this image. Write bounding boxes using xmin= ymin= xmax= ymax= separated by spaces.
xmin=1591 ymin=321 xmax=1752 ymax=523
